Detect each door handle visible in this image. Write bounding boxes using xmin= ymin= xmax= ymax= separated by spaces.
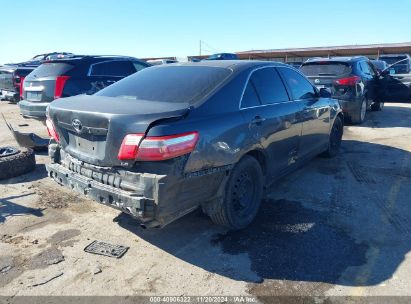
xmin=251 ymin=116 xmax=266 ymax=125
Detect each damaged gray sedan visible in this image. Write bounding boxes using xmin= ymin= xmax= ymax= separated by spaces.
xmin=45 ymin=61 xmax=343 ymax=230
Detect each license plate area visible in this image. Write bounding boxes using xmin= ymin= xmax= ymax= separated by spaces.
xmin=67 ymin=132 xmax=106 ymax=158
xmin=74 ymin=136 xmax=98 ymax=153
xmin=26 ymin=91 xmax=42 ymax=101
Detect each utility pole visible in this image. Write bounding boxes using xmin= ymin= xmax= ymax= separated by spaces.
xmin=199 ymin=40 xmax=202 ymax=56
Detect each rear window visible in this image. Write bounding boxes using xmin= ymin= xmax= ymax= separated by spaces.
xmin=15 ymin=69 xmax=34 ymax=77
xmin=379 ymin=56 xmax=408 ymax=65
xmin=96 ymin=66 xmax=232 ymax=104
xmin=29 ymin=63 xmax=73 ymax=78
xmin=300 ymin=62 xmax=351 ymax=76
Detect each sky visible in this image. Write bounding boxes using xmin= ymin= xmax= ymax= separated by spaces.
xmin=2 ymin=0 xmax=411 ymax=63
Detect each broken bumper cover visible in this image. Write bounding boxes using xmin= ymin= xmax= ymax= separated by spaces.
xmin=19 ymin=100 xmax=48 ymax=119
xmin=46 ymin=163 xmax=158 ymax=225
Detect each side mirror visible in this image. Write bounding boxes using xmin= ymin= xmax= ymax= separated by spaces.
xmin=319 ymin=87 xmax=332 ymax=98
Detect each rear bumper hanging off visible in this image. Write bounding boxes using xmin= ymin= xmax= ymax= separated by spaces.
xmin=46 ymin=163 xmax=158 ymax=224
xmin=18 ymin=100 xmax=48 ymax=119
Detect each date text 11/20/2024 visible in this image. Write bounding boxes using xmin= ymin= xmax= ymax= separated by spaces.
xmin=149 ymin=296 xmax=257 ymax=303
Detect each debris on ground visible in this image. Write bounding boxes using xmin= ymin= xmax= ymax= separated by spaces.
xmin=28 ymin=272 xmax=64 ymax=287
xmin=84 ymin=240 xmax=129 ymax=258
xmin=30 ymin=247 xmax=65 ymax=268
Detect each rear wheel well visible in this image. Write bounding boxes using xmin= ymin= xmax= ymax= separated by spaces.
xmin=244 ymin=150 xmax=266 ymax=176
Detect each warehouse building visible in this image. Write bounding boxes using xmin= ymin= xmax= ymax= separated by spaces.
xmin=185 ymin=42 xmax=411 ymax=64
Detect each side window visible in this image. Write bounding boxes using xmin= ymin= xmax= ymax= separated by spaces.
xmin=367 ymin=62 xmax=376 ymax=76
xmin=90 ymin=60 xmax=136 ymax=77
xmin=249 ymin=67 xmax=289 ymax=105
xmin=278 ymin=67 xmax=317 ymax=100
xmin=359 ymin=61 xmax=371 ymax=75
xmin=241 ymin=81 xmax=261 ymax=108
xmin=133 ymin=61 xmax=148 ymax=72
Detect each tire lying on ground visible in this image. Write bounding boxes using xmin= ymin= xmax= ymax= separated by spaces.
xmin=0 ymin=147 xmax=36 ymax=180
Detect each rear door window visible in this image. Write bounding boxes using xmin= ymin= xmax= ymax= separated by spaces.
xmin=241 ymin=81 xmax=261 ymax=108
xmin=248 ymin=67 xmax=290 ymax=105
xmin=89 ymin=60 xmax=136 ymax=77
xmin=278 ymin=67 xmax=317 ymax=100
xmin=300 ymin=62 xmax=351 ymax=76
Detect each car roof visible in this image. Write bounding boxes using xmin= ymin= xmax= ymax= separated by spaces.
xmin=304 ymin=56 xmax=370 ymax=64
xmin=166 ymin=60 xmax=291 ymax=71
xmin=45 ymin=55 xmax=141 ymax=64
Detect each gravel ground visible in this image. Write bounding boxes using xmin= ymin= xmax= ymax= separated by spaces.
xmin=0 ymin=101 xmax=410 ymax=301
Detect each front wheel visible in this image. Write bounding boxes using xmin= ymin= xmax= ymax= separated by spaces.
xmin=321 ymin=116 xmax=343 ymax=158
xmin=210 ymin=156 xmax=263 ymax=230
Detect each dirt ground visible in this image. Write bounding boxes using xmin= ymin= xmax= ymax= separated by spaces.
xmin=0 ymin=101 xmax=410 ymax=300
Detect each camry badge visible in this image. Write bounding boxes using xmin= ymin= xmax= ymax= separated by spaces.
xmin=72 ymin=119 xmax=83 ymax=133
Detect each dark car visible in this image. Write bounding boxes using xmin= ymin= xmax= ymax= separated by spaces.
xmin=300 ymin=56 xmax=384 ymax=124
xmin=0 ymin=65 xmax=36 ymax=102
xmin=19 ymin=55 xmax=150 ymax=119
xmin=370 ymin=59 xmax=389 ymax=73
xmin=204 ymin=53 xmax=239 ymax=60
xmin=378 ymin=54 xmax=411 ymax=74
xmin=4 ymin=52 xmax=74 ymax=67
xmin=45 ymin=61 xmax=343 ymax=230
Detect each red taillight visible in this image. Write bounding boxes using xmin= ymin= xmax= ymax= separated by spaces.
xmin=117 ymin=134 xmax=144 ymax=161
xmin=117 ymin=132 xmax=199 ymax=161
xmin=19 ymin=77 xmax=25 ymax=98
xmin=12 ymin=75 xmax=19 ymax=87
xmin=46 ymin=118 xmax=60 ymax=142
xmin=334 ymin=76 xmax=361 ymax=86
xmin=54 ymin=76 xmax=70 ymax=99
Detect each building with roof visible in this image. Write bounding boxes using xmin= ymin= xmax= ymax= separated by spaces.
xmin=187 ymin=42 xmax=411 ymax=64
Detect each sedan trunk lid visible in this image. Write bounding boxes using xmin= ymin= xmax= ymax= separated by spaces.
xmin=48 ymin=95 xmax=190 ymax=167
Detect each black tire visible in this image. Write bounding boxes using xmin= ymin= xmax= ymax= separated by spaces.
xmin=0 ymin=147 xmax=36 ymax=180
xmin=210 ymin=155 xmax=263 ymax=230
xmin=371 ymin=101 xmax=384 ymax=111
xmin=321 ymin=116 xmax=343 ymax=158
xmin=350 ymin=98 xmax=367 ymax=125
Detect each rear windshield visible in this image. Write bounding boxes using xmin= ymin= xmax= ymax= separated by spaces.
xmin=15 ymin=69 xmax=34 ymax=77
xmin=29 ymin=63 xmax=73 ymax=78
xmin=300 ymin=62 xmax=351 ymax=76
xmin=379 ymin=56 xmax=408 ymax=64
xmin=96 ymin=66 xmax=232 ymax=104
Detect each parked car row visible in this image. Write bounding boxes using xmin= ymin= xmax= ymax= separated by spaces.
xmin=0 ymin=65 xmax=35 ymax=102
xmin=19 ymin=55 xmax=150 ymax=119
xmin=0 ymin=52 xmax=74 ymax=103
xmin=299 ymin=55 xmax=411 ymax=123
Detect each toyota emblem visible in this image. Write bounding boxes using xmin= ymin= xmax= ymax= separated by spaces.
xmin=314 ymin=79 xmax=321 ymax=84
xmin=72 ymin=119 xmax=83 ymax=133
